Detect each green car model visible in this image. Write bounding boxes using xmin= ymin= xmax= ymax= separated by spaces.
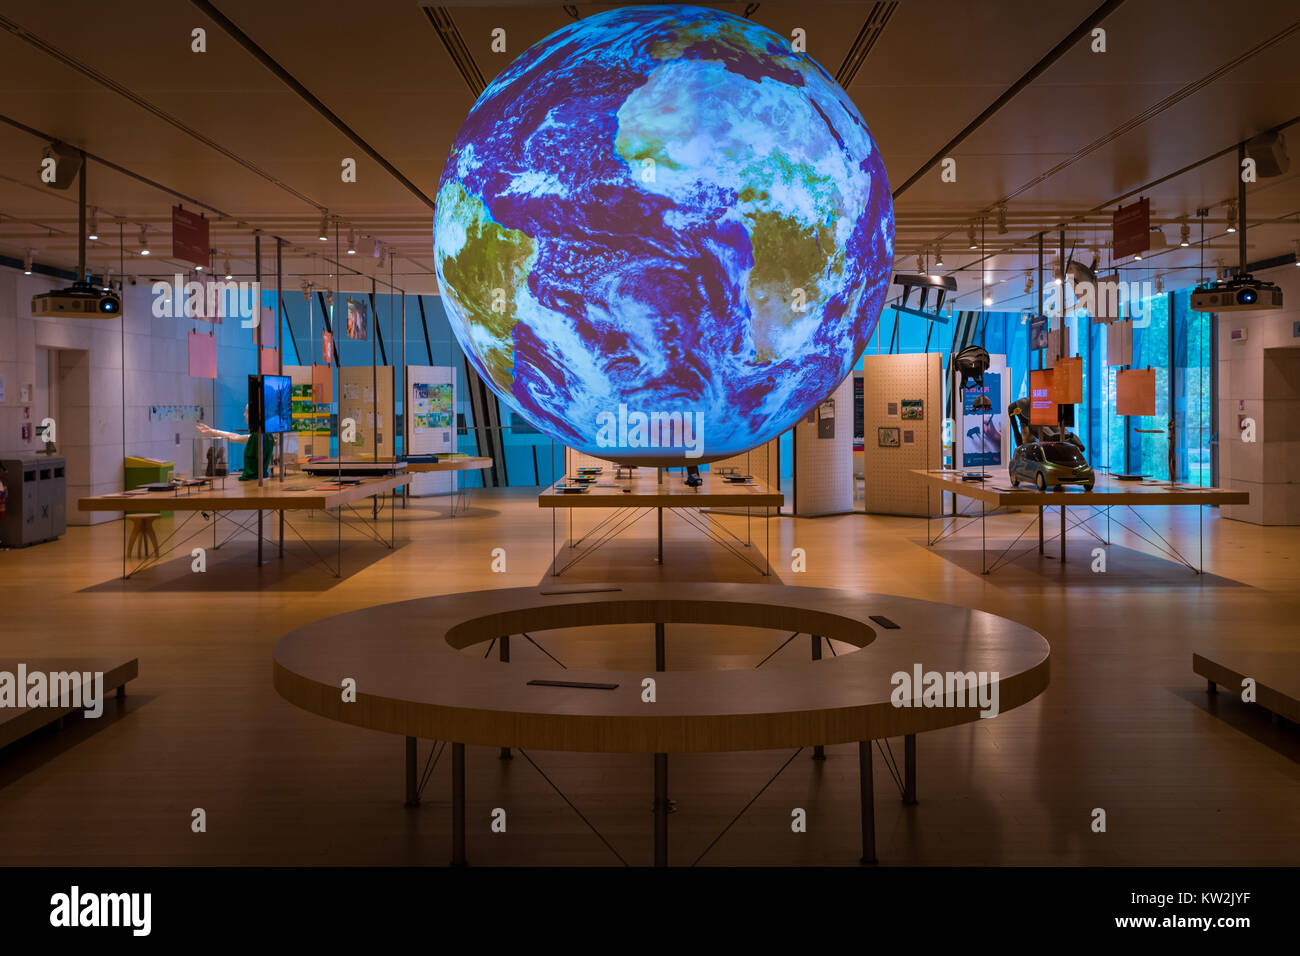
xmin=1009 ymin=441 xmax=1095 ymax=491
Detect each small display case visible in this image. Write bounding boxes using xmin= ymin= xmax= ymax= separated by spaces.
xmin=193 ymin=436 xmax=229 ymax=489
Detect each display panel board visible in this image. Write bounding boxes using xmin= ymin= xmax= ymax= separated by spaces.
xmin=1116 ymin=368 xmax=1156 ymax=416
xmin=406 ymin=365 xmax=457 ymax=496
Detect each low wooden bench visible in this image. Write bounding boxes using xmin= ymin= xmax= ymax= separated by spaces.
xmin=1194 ymin=648 xmax=1300 ymax=724
xmin=0 ymin=658 xmax=139 ymax=750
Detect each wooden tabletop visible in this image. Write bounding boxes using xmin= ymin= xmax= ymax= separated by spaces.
xmin=403 ymin=456 xmax=493 ymax=473
xmin=538 ymin=471 xmax=784 ymax=509
xmin=78 ymin=474 xmax=405 ymax=513
xmin=273 ymin=583 xmax=1050 ymax=753
xmin=911 ymin=469 xmax=1250 ymax=506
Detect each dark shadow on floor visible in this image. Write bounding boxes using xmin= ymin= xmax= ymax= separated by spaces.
xmin=540 ymin=522 xmax=785 ymax=586
xmin=1174 ymin=684 xmax=1300 ymax=764
xmin=925 ymin=537 xmax=1246 ymax=589
xmin=0 ymin=692 xmax=149 ymax=790
xmin=79 ymin=539 xmax=406 ymax=593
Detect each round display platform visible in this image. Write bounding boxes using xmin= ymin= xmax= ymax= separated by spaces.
xmin=273 ymin=584 xmax=1050 ymax=753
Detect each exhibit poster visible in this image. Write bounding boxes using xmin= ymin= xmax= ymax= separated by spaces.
xmin=345 ymin=297 xmax=368 ymax=341
xmin=406 ymin=366 xmax=456 ymax=496
xmin=412 ymin=382 xmax=453 ymax=434
xmin=901 ymin=399 xmax=924 ymax=421
xmin=961 ymin=370 xmax=1003 ymax=467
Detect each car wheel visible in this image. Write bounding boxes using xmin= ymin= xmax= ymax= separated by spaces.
xmin=1035 ymin=472 xmax=1046 ymax=492
xmin=1011 ymin=476 xmax=1020 ymax=487
xmin=1083 ymin=481 xmax=1094 ymax=492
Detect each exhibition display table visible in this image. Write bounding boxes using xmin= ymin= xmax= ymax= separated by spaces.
xmin=78 ymin=474 xmax=405 ymax=579
xmin=273 ymin=583 xmax=1051 ymax=866
xmin=911 ymin=469 xmax=1249 ymax=574
xmin=538 ymin=471 xmax=784 ymax=575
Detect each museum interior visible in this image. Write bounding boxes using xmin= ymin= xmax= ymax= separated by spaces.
xmin=0 ymin=0 xmax=1298 ymax=883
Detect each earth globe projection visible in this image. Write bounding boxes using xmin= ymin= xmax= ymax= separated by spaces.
xmin=433 ymin=4 xmax=894 ymax=465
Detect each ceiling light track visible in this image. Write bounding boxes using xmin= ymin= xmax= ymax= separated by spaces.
xmin=421 ymin=5 xmax=487 ymax=97
xmin=834 ymin=2 xmax=896 ymax=87
xmin=892 ymin=0 xmax=1127 ymax=199
xmin=190 ymin=0 xmax=436 ymax=210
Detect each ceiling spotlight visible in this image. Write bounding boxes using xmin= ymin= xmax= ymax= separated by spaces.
xmin=1225 ymin=201 xmax=1237 ymax=233
xmin=1154 ymin=275 xmax=1164 ymax=294
xmin=915 ymin=252 xmax=925 ymax=274
xmin=301 ymin=278 xmax=312 ymax=300
xmin=23 ymin=249 xmax=33 ymax=275
xmin=996 ymin=204 xmax=1007 ymax=235
xmin=88 ymin=207 xmax=99 ymax=241
xmin=966 ymin=224 xmax=977 ymax=250
xmin=138 ymin=224 xmax=150 ymax=255
xmin=1053 ymin=266 xmax=1063 ymax=286
xmin=1023 ymin=270 xmax=1033 ymax=294
xmin=371 ymin=237 xmax=381 ymax=259
xmin=195 ymin=264 xmax=204 ymax=272
xmin=983 ymin=294 xmax=993 ymax=307
xmin=223 ymin=257 xmax=233 ymax=280
xmin=1133 ymin=251 xmax=1142 ymax=261
xmin=1179 ymin=221 xmax=1190 ymax=247
xmin=934 ymin=246 xmax=944 ymax=269
xmin=346 ymin=229 xmax=357 ymax=255
xmin=318 ymin=211 xmax=329 ymax=241
xmin=1293 ymin=239 xmax=1300 ymax=266
xmin=379 ymin=247 xmax=390 ymax=269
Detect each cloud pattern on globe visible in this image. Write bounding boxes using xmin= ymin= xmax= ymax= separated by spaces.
xmin=434 ymin=4 xmax=894 ymax=464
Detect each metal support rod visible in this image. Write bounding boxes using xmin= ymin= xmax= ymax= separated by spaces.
xmin=657 ymin=507 xmax=663 ymax=564
xmin=451 ymin=742 xmax=467 ymax=866
xmin=1060 ymin=504 xmax=1066 ymax=562
xmin=404 ymin=736 xmax=419 ymax=807
xmin=1038 ymin=504 xmax=1044 ymax=553
xmin=654 ymin=753 xmax=668 ymax=867
xmin=655 ymin=622 xmax=665 ymax=672
xmin=812 ymin=636 xmax=825 ymax=760
xmin=499 ymin=636 xmax=512 ymax=760
xmin=903 ymin=734 xmax=917 ymax=804
xmin=858 ymin=740 xmax=876 ymax=864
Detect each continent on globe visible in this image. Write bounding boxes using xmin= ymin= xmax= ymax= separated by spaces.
xmin=434 ymin=3 xmax=894 ymax=465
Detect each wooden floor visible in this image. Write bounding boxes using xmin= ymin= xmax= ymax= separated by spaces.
xmin=0 ymin=489 xmax=1297 ymax=866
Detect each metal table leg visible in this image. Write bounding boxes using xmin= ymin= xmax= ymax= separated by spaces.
xmin=499 ymin=636 xmax=512 ymax=760
xmin=858 ymin=740 xmax=876 ymax=864
xmin=812 ymin=636 xmax=825 ymax=760
xmin=404 ymin=736 xmax=419 ymax=807
xmin=1060 ymin=504 xmax=1066 ymax=563
xmin=653 ymin=752 xmax=668 ymax=867
xmin=903 ymin=734 xmax=917 ymax=804
xmin=451 ymin=742 xmax=467 ymax=866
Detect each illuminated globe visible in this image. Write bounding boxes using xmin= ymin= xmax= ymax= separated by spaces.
xmin=433 ymin=4 xmax=893 ymax=464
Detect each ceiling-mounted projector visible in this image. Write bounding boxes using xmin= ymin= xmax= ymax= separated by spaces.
xmin=32 ymin=281 xmax=122 ymax=318
xmin=1189 ymin=273 xmax=1282 ymax=313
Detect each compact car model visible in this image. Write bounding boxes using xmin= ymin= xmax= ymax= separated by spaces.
xmin=1009 ymin=441 xmax=1095 ymax=491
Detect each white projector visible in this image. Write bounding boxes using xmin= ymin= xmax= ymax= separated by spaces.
xmin=31 ymin=283 xmax=122 ymax=318
xmin=1189 ymin=275 xmax=1282 ymax=313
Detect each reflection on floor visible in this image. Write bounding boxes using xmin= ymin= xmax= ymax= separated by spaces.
xmin=0 ymin=487 xmax=1296 ymax=866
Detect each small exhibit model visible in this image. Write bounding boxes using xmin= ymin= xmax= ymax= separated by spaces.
xmin=433 ymin=5 xmax=893 ymax=464
xmin=1009 ymin=441 xmax=1095 ymax=491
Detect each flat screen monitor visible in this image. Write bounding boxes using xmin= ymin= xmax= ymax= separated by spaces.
xmin=249 ymin=374 xmax=292 ymax=433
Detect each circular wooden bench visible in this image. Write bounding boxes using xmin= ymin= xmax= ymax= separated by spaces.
xmin=274 ymin=583 xmax=1050 ymax=865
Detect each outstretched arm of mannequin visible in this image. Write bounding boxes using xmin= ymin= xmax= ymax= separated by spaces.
xmin=196 ymin=422 xmax=249 ymax=444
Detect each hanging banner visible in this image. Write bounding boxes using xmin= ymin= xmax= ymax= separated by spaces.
xmin=1112 ymin=198 xmax=1150 ymax=260
xmin=171 ymin=205 xmax=210 ymax=268
xmin=1029 ymin=369 xmax=1056 ymax=425
xmin=322 ymin=331 xmax=334 ymax=365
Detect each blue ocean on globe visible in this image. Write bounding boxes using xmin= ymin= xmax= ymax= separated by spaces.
xmin=433 ymin=4 xmax=894 ymax=464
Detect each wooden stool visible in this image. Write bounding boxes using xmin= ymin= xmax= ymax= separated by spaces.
xmin=125 ymin=513 xmax=162 ymax=558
